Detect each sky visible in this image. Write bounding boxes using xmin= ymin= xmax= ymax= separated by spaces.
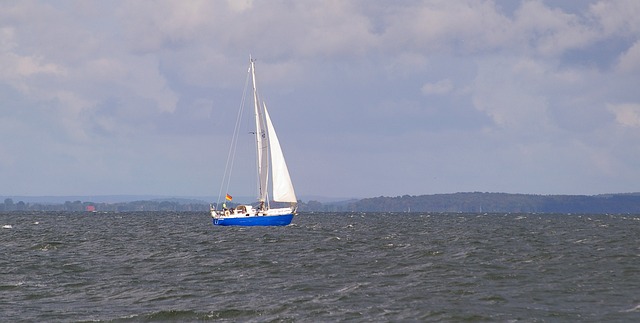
xmin=1 ymin=0 xmax=640 ymax=200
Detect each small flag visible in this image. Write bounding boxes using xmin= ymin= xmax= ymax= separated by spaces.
xmin=225 ymin=194 xmax=233 ymax=201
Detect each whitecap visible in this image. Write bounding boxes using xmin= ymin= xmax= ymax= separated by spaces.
xmin=622 ymin=304 xmax=640 ymax=312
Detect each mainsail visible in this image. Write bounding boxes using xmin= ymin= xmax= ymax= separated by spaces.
xmin=251 ymin=59 xmax=269 ymax=203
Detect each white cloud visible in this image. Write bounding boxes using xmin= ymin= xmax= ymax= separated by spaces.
xmin=117 ymin=1 xmax=219 ymax=53
xmin=291 ymin=1 xmax=377 ymax=57
xmin=383 ymin=52 xmax=429 ymax=76
xmin=0 ymin=26 xmax=66 ymax=92
xmin=608 ymin=103 xmax=640 ymax=127
xmin=421 ymin=79 xmax=453 ymax=95
xmin=0 ymin=51 xmax=66 ymax=94
xmin=589 ymin=0 xmax=640 ymax=37
xmin=227 ymin=0 xmax=253 ymax=12
xmin=380 ymin=1 xmax=512 ymax=54
xmin=82 ymin=58 xmax=128 ymax=82
xmin=513 ymin=1 xmax=597 ymax=56
xmin=617 ymin=40 xmax=640 ymax=73
xmin=123 ymin=56 xmax=178 ymax=114
xmin=0 ymin=27 xmax=16 ymax=51
xmin=471 ymin=56 xmax=553 ymax=130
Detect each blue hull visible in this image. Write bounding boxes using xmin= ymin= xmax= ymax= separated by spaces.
xmin=213 ymin=214 xmax=294 ymax=226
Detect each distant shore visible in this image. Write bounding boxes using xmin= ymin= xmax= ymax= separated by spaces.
xmin=2 ymin=192 xmax=640 ymax=213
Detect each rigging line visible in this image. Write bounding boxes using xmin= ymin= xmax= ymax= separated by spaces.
xmin=217 ymin=64 xmax=252 ymax=207
xmin=219 ymin=72 xmax=250 ymax=205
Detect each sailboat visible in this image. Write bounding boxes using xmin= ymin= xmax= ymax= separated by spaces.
xmin=210 ymin=57 xmax=298 ymax=226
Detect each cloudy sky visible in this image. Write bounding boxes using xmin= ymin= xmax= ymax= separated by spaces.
xmin=1 ymin=0 xmax=640 ymax=200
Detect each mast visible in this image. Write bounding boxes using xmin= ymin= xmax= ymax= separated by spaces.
xmin=251 ymin=57 xmax=269 ymax=204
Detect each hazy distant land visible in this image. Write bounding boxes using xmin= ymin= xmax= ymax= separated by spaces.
xmin=2 ymin=192 xmax=640 ymax=214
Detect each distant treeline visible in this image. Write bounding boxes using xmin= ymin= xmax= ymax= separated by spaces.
xmin=324 ymin=192 xmax=640 ymax=214
xmin=0 ymin=198 xmax=208 ymax=212
xmin=2 ymin=192 xmax=640 ymax=213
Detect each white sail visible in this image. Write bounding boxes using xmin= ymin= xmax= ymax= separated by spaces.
xmin=264 ymin=103 xmax=297 ymax=203
xmin=251 ymin=59 xmax=269 ymax=203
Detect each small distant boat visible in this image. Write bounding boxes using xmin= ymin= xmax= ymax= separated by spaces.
xmin=211 ymin=57 xmax=297 ymax=226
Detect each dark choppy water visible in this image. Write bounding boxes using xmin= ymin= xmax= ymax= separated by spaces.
xmin=2 ymin=212 xmax=640 ymax=322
